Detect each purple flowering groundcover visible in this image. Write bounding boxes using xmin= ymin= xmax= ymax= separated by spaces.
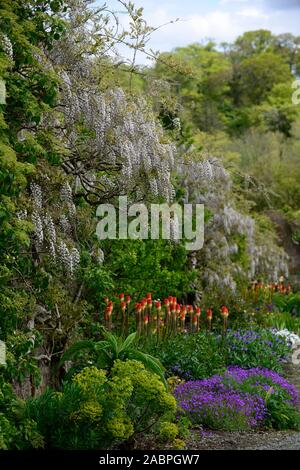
xmin=174 ymin=366 xmax=299 ymax=431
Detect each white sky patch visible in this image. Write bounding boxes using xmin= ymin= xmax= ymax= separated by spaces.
xmin=98 ymin=0 xmax=300 ymax=64
xmin=237 ymin=8 xmax=269 ymax=18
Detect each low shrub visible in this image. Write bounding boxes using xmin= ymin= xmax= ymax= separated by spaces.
xmin=25 ymin=360 xmax=177 ymax=449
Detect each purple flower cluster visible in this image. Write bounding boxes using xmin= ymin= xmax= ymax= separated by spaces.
xmin=225 ymin=366 xmax=298 ymax=405
xmin=174 ymin=366 xmax=298 ymax=430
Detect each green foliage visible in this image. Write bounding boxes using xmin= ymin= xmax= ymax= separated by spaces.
xmin=26 ymin=360 xmax=177 ymax=449
xmin=0 ymin=376 xmax=43 ymax=449
xmin=146 ymin=332 xmax=226 ymax=380
xmin=225 ymin=328 xmax=290 ymax=371
xmin=102 ymin=238 xmax=195 ymax=299
xmin=60 ymin=330 xmax=167 ymax=387
xmin=264 ymin=392 xmax=300 ymax=430
xmin=159 ymin=421 xmax=178 ymax=443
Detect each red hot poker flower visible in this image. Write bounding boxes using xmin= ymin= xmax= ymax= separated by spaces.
xmin=105 ymin=305 xmax=113 ymax=316
xmin=155 ymin=301 xmax=161 ymax=310
xmin=119 ymin=293 xmax=125 ymax=301
xmin=195 ymin=306 xmax=201 ymax=316
xmin=135 ymin=302 xmax=142 ymax=313
xmin=126 ymin=295 xmax=131 ymax=304
xmin=206 ymin=308 xmax=213 ymax=320
xmin=120 ymin=301 xmax=126 ymax=311
xmin=221 ymin=306 xmax=229 ymax=317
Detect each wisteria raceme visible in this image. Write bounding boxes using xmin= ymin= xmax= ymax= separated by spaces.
xmin=60 ymin=183 xmax=76 ymax=217
xmin=27 ymin=179 xmax=81 ymax=275
xmin=0 ymin=33 xmax=13 ymax=59
xmin=57 ymin=67 xmax=175 ymax=203
xmin=30 ymin=183 xmax=43 ymax=210
xmin=59 ymin=215 xmax=72 ymax=235
xmin=70 ymin=247 xmax=80 ymax=272
xmin=31 ymin=211 xmax=44 ymax=249
xmin=43 ymin=213 xmax=57 ymax=245
xmin=16 ymin=209 xmax=28 ymax=221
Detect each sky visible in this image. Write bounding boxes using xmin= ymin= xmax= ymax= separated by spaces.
xmin=97 ymin=0 xmax=300 ymax=64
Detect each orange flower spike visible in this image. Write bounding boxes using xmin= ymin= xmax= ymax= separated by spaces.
xmin=135 ymin=302 xmax=142 ymax=313
xmin=119 ymin=293 xmax=125 ymax=301
xmin=120 ymin=301 xmax=126 ymax=311
xmin=143 ymin=315 xmax=149 ymax=325
xmin=155 ymin=301 xmax=161 ymax=310
xmin=195 ymin=306 xmax=201 ymax=317
xmin=221 ymin=305 xmax=229 ymax=317
xmin=206 ymin=308 xmax=213 ymax=320
xmin=126 ymin=295 xmax=131 ymax=304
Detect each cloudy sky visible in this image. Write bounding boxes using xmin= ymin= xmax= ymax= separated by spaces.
xmin=99 ymin=0 xmax=300 ymax=63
